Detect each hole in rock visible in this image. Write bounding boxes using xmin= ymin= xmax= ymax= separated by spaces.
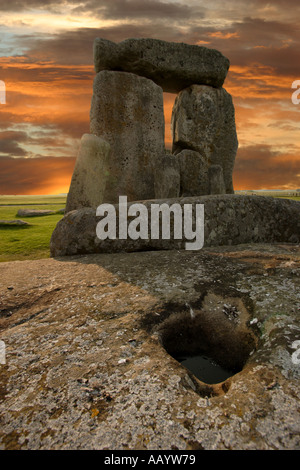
xmin=154 ymin=295 xmax=258 ymax=392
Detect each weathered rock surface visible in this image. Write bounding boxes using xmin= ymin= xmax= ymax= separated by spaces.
xmin=65 ymin=134 xmax=111 ymax=213
xmin=90 ymin=70 xmax=165 ymax=204
xmin=154 ymin=154 xmax=180 ymax=199
xmin=93 ymin=38 xmax=230 ymax=93
xmin=172 ymin=85 xmax=238 ymax=194
xmin=208 ymin=165 xmax=226 ymax=194
xmin=177 ymin=149 xmax=209 ymax=197
xmin=50 ymin=195 xmax=300 ymax=257
xmin=0 ymin=243 xmax=299 ymax=450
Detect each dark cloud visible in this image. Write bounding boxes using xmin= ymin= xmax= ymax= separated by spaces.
xmin=233 ymin=145 xmax=300 ymax=189
xmin=74 ymin=0 xmax=194 ymax=20
xmin=0 ymin=130 xmax=28 ymax=156
xmin=0 ymin=156 xmax=76 ymax=194
xmin=0 ymin=0 xmax=195 ymax=19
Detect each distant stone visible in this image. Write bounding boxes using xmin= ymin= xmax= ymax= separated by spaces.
xmin=0 ymin=219 xmax=30 ymax=226
xmin=93 ymin=38 xmax=230 ymax=93
xmin=17 ymin=209 xmax=56 ymax=217
xmin=172 ymin=85 xmax=238 ymax=194
xmin=90 ymin=70 xmax=165 ymax=203
xmin=154 ymin=154 xmax=180 ymax=199
xmin=65 ymin=134 xmax=111 ymax=213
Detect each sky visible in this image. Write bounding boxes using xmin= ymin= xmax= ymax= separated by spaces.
xmin=0 ymin=0 xmax=299 ymax=195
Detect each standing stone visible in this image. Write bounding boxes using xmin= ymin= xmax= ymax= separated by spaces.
xmin=65 ymin=134 xmax=111 ymax=213
xmin=154 ymin=154 xmax=180 ymax=199
xmin=208 ymin=165 xmax=226 ymax=194
xmin=171 ymin=85 xmax=238 ymax=194
xmin=90 ymin=70 xmax=165 ymax=203
xmin=177 ymin=149 xmax=209 ymax=197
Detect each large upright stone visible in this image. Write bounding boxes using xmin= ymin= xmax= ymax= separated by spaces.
xmin=90 ymin=70 xmax=165 ymax=203
xmin=177 ymin=149 xmax=209 ymax=197
xmin=154 ymin=154 xmax=180 ymax=199
xmin=93 ymin=38 xmax=230 ymax=93
xmin=171 ymin=85 xmax=238 ymax=194
xmin=65 ymin=134 xmax=111 ymax=213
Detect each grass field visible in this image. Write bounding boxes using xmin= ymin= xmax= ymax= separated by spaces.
xmin=0 ymin=193 xmax=299 ymax=262
xmin=0 ymin=195 xmax=66 ymax=262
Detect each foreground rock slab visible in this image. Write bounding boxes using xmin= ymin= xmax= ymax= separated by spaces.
xmin=50 ymin=195 xmax=300 ymax=257
xmin=93 ymin=38 xmax=230 ymax=93
xmin=0 ymin=244 xmax=299 ymax=449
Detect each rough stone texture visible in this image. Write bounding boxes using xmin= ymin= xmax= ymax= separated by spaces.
xmin=65 ymin=134 xmax=111 ymax=213
xmin=93 ymin=38 xmax=230 ymax=93
xmin=90 ymin=70 xmax=165 ymax=204
xmin=177 ymin=149 xmax=209 ymax=197
xmin=50 ymin=195 xmax=300 ymax=257
xmin=171 ymin=85 xmax=238 ymax=194
xmin=154 ymin=154 xmax=180 ymax=199
xmin=0 ymin=243 xmax=299 ymax=450
xmin=208 ymin=165 xmax=226 ymax=194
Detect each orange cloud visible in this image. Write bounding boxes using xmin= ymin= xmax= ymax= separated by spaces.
xmin=0 ymin=157 xmax=76 ymax=195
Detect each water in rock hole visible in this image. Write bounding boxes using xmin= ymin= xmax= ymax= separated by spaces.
xmin=176 ymin=354 xmax=236 ymax=384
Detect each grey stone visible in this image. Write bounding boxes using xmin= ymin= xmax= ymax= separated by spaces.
xmin=0 ymin=219 xmax=30 ymax=226
xmin=93 ymin=38 xmax=230 ymax=93
xmin=154 ymin=154 xmax=180 ymax=199
xmin=208 ymin=165 xmax=226 ymax=194
xmin=90 ymin=70 xmax=165 ymax=204
xmin=50 ymin=195 xmax=300 ymax=256
xmin=171 ymin=85 xmax=238 ymax=194
xmin=177 ymin=149 xmax=209 ymax=196
xmin=65 ymin=134 xmax=111 ymax=213
xmin=1 ymin=243 xmax=300 ymax=449
xmin=16 ymin=209 xmax=56 ymax=217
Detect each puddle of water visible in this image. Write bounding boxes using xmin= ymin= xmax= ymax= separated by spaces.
xmin=176 ymin=354 xmax=236 ymax=384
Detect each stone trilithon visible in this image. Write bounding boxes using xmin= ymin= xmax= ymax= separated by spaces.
xmin=65 ymin=37 xmax=237 ymax=213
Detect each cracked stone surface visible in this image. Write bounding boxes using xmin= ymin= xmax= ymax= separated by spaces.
xmin=0 ymin=243 xmax=299 ymax=450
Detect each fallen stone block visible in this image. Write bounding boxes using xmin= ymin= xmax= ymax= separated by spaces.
xmin=17 ymin=209 xmax=56 ymax=217
xmin=0 ymin=219 xmax=30 ymax=226
xmin=50 ymin=195 xmax=300 ymax=257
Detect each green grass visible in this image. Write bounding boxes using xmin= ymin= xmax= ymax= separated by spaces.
xmin=0 ymin=195 xmax=66 ymax=262
xmin=275 ymin=196 xmax=300 ymax=201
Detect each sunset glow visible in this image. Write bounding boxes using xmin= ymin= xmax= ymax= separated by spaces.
xmin=0 ymin=0 xmax=299 ymax=194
